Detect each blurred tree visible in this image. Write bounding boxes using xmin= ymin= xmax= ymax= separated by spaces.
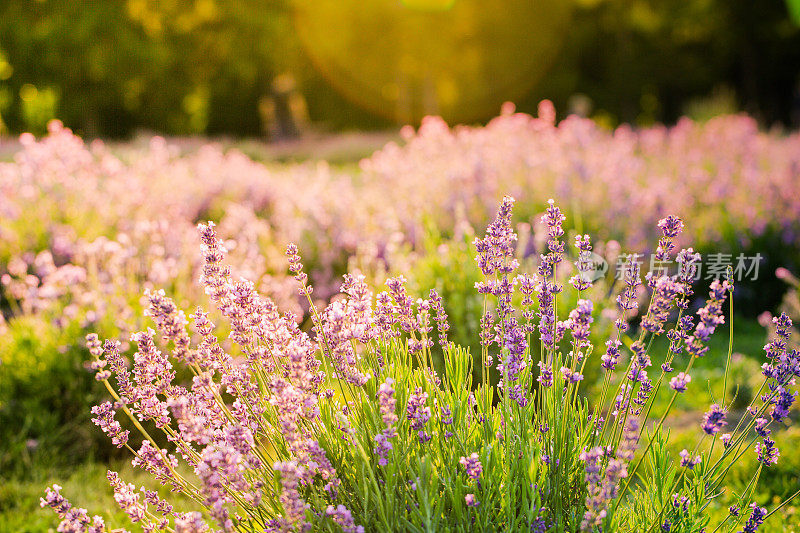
xmin=0 ymin=0 xmax=798 ymax=136
xmin=0 ymin=0 xmax=304 ymax=137
xmin=522 ymin=0 xmax=800 ymax=126
xmin=788 ymin=0 xmax=800 ymax=24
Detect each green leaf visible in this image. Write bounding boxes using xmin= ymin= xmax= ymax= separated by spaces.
xmin=789 ymin=0 xmax=800 ymax=24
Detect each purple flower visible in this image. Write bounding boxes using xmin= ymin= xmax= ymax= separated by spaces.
xmin=175 ymin=512 xmax=209 ymax=532
xmin=107 ymin=471 xmax=146 ymax=523
xmin=629 ymin=340 xmax=651 ymax=371
xmin=530 ymin=517 xmax=547 ymax=533
xmin=326 ymin=504 xmax=364 ymax=533
xmin=742 ymin=503 xmax=767 ymax=533
xmin=428 ymin=288 xmax=451 ymax=348
xmin=676 ymin=249 xmax=701 ymax=289
xmin=669 ymin=372 xmax=692 ymax=392
xmin=770 ymin=386 xmax=798 ymax=423
xmin=537 ymin=361 xmax=554 ymax=387
xmin=40 ymin=484 xmax=106 ymax=533
xmin=755 ymin=437 xmax=780 ymax=466
xmin=440 ymin=404 xmax=454 ymax=438
xmin=144 ymin=288 xmax=193 ymax=363
xmin=601 ymin=339 xmax=621 ymax=371
xmin=440 ymin=404 xmax=453 ymax=426
xmin=198 ymin=222 xmax=231 ymax=303
xmin=561 ymin=366 xmax=584 ymax=383
xmin=570 ymin=234 xmax=594 ymax=291
xmin=701 ymin=404 xmax=726 ymax=435
xmin=459 ymin=453 xmax=482 ymax=482
xmin=91 ymin=401 xmax=129 ymax=447
xmin=567 ymin=299 xmax=594 ymax=343
xmin=535 ymin=200 xmax=567 ymax=350
xmin=320 ymin=299 xmax=371 ymax=386
xmin=631 ymin=374 xmax=653 ymax=415
xmin=141 ymin=486 xmax=173 ymax=517
xmin=535 ymin=279 xmax=563 ymax=350
xmin=474 ymin=198 xmax=530 ymax=396
xmin=612 ymin=384 xmax=632 ymax=419
xmin=616 ymin=254 xmax=642 ymax=319
xmin=539 ymin=199 xmax=566 ymax=278
xmin=374 ymin=378 xmax=398 ymax=466
xmin=627 ymin=365 xmax=648 ymax=384
xmin=474 ymin=196 xmax=518 ymax=277
xmin=86 ymin=333 xmax=111 ymax=381
xmin=518 ymin=273 xmax=538 ymax=332
xmin=378 ymin=378 xmax=398 ymax=427
xmin=667 ymin=314 xmax=695 ymax=357
xmin=672 ymin=493 xmax=690 ymax=513
xmin=579 ymin=446 xmax=607 ymax=531
xmin=385 ymin=276 xmax=416 ymax=334
xmin=406 ymin=388 xmax=432 ymax=443
xmin=686 ymin=280 xmax=730 ymax=357
xmin=274 ymin=461 xmax=310 ymax=531
xmin=641 ymin=276 xmax=684 ymax=335
xmin=465 ymin=494 xmax=480 ymax=508
xmin=286 ymin=243 xmax=309 ymax=289
xmin=102 ymin=339 xmax=135 ymax=403
xmin=774 ymin=312 xmax=792 ymax=340
xmin=130 ymin=328 xmax=174 ymax=427
xmin=374 ymin=432 xmax=394 ymax=467
xmin=132 ymin=440 xmax=179 ymax=489
xmin=754 ymin=418 xmax=770 ymax=437
xmin=679 ymin=449 xmax=701 ymax=469
xmin=656 ymin=215 xmax=684 ymax=261
xmin=497 ymin=315 xmax=529 ymax=403
xmin=581 ymin=419 xmax=639 ymax=531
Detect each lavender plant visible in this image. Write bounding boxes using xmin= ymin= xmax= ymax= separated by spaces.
xmin=41 ymin=197 xmax=798 ymax=532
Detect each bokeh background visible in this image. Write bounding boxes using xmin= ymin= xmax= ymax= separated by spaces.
xmin=2 ymin=1 xmax=800 ymax=531
xmin=1 ymin=0 xmax=799 ymax=138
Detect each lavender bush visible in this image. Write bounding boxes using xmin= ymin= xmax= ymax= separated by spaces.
xmin=41 ymin=197 xmax=798 ymax=532
xmin=4 ymin=109 xmax=800 ymax=339
xmin=2 ymin=112 xmax=798 ymax=467
xmin=762 ymin=268 xmax=800 ymax=352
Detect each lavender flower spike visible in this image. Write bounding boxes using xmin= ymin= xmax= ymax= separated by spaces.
xmin=701 ymin=403 xmax=727 ymax=435
xmin=473 ymin=195 xmax=518 ymax=277
xmin=742 ymin=503 xmax=767 ymax=533
xmin=679 ymin=449 xmax=701 ymax=469
xmin=459 ymin=453 xmax=483 ymax=482
xmin=669 ymin=372 xmax=691 ymax=393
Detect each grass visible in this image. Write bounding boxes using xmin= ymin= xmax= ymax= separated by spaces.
xmin=0 ymin=461 xmax=199 ymax=532
xmin=661 ymin=425 xmax=800 ymax=532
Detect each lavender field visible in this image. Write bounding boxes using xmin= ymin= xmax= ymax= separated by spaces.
xmin=1 ymin=106 xmax=800 ymax=532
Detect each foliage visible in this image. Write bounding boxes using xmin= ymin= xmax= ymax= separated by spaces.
xmin=1 ymin=1 xmax=799 ymax=135
xmin=0 ymin=315 xmax=104 ymax=474
xmin=0 ymin=0 xmax=301 ymax=137
xmin=0 ymin=461 xmax=199 ymax=533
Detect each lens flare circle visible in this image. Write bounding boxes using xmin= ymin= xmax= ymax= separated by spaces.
xmin=293 ymin=0 xmax=573 ymax=123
